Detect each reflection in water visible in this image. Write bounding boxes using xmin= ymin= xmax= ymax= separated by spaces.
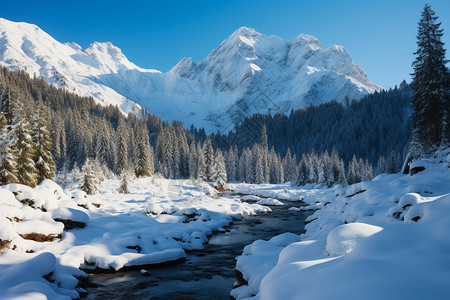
xmin=82 ymin=200 xmax=310 ymax=300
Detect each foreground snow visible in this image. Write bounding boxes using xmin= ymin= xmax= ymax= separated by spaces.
xmin=232 ymin=161 xmax=450 ymax=299
xmin=0 ymin=177 xmax=269 ymax=299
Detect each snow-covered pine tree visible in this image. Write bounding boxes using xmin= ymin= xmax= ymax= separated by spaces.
xmin=81 ymin=158 xmax=100 ymax=195
xmin=203 ymin=137 xmax=214 ymax=181
xmin=135 ymin=126 xmax=154 ymax=177
xmin=376 ymin=155 xmax=386 ymax=175
xmin=196 ymin=142 xmax=207 ymax=181
xmin=115 ymin=120 xmax=129 ymax=175
xmin=95 ymin=122 xmax=115 ymax=171
xmin=260 ymin=125 xmax=270 ymax=183
xmin=411 ymin=4 xmax=450 ymax=154
xmin=387 ymin=150 xmax=397 ymax=174
xmin=308 ymin=150 xmax=318 ymax=183
xmin=32 ymin=105 xmax=56 ymax=182
xmin=188 ymin=142 xmax=198 ymax=180
xmin=254 ymin=144 xmax=265 ymax=184
xmin=283 ymin=149 xmax=297 ymax=183
xmin=296 ymin=153 xmax=309 ymax=186
xmin=0 ymin=113 xmax=18 ymax=185
xmin=338 ymin=158 xmax=347 ymax=186
xmin=225 ymin=146 xmax=237 ymax=182
xmin=331 ymin=148 xmax=341 ymax=184
xmin=347 ymin=155 xmax=359 ymax=185
xmin=119 ymin=174 xmax=130 ymax=194
xmin=243 ymin=148 xmax=255 ymax=183
xmin=15 ymin=118 xmax=38 ymax=187
xmin=238 ymin=150 xmax=246 ymax=182
xmin=176 ymin=124 xmax=190 ymax=178
xmin=212 ymin=149 xmax=227 ymax=190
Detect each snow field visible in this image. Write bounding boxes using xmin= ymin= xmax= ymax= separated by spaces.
xmin=232 ymin=161 xmax=450 ymax=299
xmin=0 ymin=176 xmax=270 ymax=299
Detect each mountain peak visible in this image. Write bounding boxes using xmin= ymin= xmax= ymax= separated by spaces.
xmin=0 ymin=18 xmax=382 ymax=133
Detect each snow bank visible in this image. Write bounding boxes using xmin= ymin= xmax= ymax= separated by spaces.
xmin=1 ymin=177 xmax=270 ymax=299
xmin=0 ymin=251 xmax=85 ymax=299
xmin=256 ymin=198 xmax=284 ymax=206
xmin=232 ymin=161 xmax=450 ymax=299
xmin=231 ymin=183 xmax=306 ymax=201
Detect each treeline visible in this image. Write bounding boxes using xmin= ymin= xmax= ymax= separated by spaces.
xmin=0 ymin=66 xmax=406 ymax=194
xmin=209 ymin=81 xmax=412 ymax=166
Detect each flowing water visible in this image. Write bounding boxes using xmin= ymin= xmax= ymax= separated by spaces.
xmin=82 ymin=198 xmax=311 ymax=300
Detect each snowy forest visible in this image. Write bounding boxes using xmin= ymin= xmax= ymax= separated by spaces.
xmin=0 ymin=64 xmax=412 ymax=195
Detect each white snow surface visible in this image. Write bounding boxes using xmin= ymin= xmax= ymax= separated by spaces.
xmin=0 ymin=19 xmax=382 ymax=132
xmin=0 ymin=177 xmax=269 ymax=299
xmin=232 ymin=161 xmax=450 ymax=299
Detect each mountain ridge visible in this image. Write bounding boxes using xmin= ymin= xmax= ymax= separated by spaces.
xmin=0 ymin=18 xmax=382 ymax=132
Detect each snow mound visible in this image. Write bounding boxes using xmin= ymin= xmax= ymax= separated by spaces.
xmin=15 ymin=218 xmax=64 ymax=237
xmin=325 ymin=223 xmax=383 ymax=256
xmin=52 ymin=207 xmax=89 ymax=227
xmin=0 ymin=217 xmax=16 ymax=243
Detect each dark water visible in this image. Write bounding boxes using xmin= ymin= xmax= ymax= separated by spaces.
xmin=82 ymin=199 xmax=310 ymax=300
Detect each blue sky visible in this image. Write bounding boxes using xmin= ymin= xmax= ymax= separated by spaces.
xmin=3 ymin=0 xmax=449 ymax=89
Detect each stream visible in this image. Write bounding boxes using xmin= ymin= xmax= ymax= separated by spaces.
xmin=81 ymin=197 xmax=311 ymax=299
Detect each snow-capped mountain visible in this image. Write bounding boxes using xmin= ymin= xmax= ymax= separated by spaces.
xmin=0 ymin=19 xmax=382 ymax=132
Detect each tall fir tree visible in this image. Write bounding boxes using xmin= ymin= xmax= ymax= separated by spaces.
xmin=15 ymin=118 xmax=38 ymax=187
xmin=411 ymin=4 xmax=450 ymax=154
xmin=0 ymin=113 xmax=18 ymax=185
xmin=32 ymin=106 xmax=56 ymax=182
xmin=115 ymin=120 xmax=129 ymax=175
xmin=203 ymin=137 xmax=214 ymax=181
xmin=212 ymin=149 xmax=227 ymax=189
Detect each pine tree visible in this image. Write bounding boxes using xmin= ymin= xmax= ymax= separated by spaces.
xmin=376 ymin=155 xmax=386 ymax=175
xmin=260 ymin=125 xmax=270 ymax=183
xmin=347 ymin=155 xmax=359 ymax=185
xmin=189 ymin=142 xmax=198 ymax=180
xmin=95 ymin=122 xmax=115 ymax=170
xmin=32 ymin=106 xmax=56 ymax=182
xmin=81 ymin=158 xmax=100 ymax=195
xmin=15 ymin=118 xmax=38 ymax=187
xmin=203 ymin=138 xmax=214 ymax=181
xmin=115 ymin=121 xmax=129 ymax=175
xmin=212 ymin=150 xmax=227 ymax=189
xmin=0 ymin=113 xmax=18 ymax=185
xmin=411 ymin=4 xmax=450 ymax=154
xmin=296 ymin=153 xmax=309 ymax=186
xmin=196 ymin=142 xmax=207 ymax=181
xmin=119 ymin=174 xmax=130 ymax=194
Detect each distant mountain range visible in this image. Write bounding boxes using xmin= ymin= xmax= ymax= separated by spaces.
xmin=0 ymin=18 xmax=382 ymax=132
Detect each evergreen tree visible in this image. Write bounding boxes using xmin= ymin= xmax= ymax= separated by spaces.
xmin=411 ymin=4 xmax=450 ymax=154
xmin=15 ymin=118 xmax=38 ymax=187
xmin=119 ymin=174 xmax=130 ymax=194
xmin=212 ymin=149 xmax=227 ymax=189
xmin=81 ymin=158 xmax=100 ymax=195
xmin=347 ymin=155 xmax=359 ymax=185
xmin=0 ymin=113 xmax=18 ymax=185
xmin=32 ymin=106 xmax=56 ymax=182
xmin=376 ymin=155 xmax=387 ymax=175
xmin=296 ymin=153 xmax=308 ymax=186
xmin=115 ymin=121 xmax=129 ymax=175
xmin=189 ymin=142 xmax=198 ymax=180
xmin=196 ymin=142 xmax=207 ymax=181
xmin=203 ymin=137 xmax=214 ymax=181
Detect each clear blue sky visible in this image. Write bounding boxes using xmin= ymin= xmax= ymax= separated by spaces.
xmin=3 ymin=0 xmax=450 ymax=89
